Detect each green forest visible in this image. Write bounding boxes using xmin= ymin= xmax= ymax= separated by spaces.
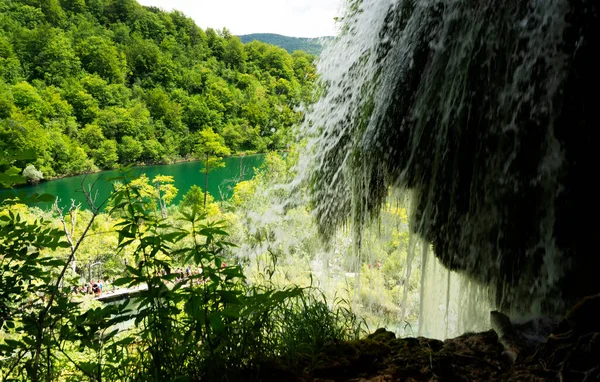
xmin=0 ymin=0 xmax=316 ymax=180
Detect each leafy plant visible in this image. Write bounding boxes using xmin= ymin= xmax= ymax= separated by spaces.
xmin=1 ymin=168 xmax=365 ymax=381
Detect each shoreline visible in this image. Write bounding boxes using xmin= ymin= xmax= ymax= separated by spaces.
xmin=3 ymin=151 xmax=265 ymax=191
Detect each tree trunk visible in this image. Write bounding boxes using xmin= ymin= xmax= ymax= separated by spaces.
xmin=204 ymin=153 xmax=209 ymax=211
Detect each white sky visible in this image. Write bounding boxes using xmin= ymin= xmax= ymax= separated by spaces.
xmin=136 ymin=0 xmax=342 ymax=38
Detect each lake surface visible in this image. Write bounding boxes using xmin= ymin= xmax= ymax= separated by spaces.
xmin=0 ymin=155 xmax=264 ymax=210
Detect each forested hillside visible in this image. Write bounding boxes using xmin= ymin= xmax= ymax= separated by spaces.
xmin=0 ymin=0 xmax=316 ymax=180
xmin=238 ymin=33 xmax=332 ymax=55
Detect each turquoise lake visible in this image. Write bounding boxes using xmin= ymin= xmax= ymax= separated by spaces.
xmin=0 ymin=154 xmax=265 ymax=210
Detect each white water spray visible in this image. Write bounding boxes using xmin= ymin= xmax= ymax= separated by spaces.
xmin=237 ymin=0 xmax=578 ymax=339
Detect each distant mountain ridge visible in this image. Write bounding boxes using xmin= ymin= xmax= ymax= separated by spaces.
xmin=238 ymin=33 xmax=333 ymax=56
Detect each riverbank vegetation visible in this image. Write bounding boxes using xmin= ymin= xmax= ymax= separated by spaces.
xmin=0 ymin=0 xmax=316 ymax=181
xmin=0 ymin=156 xmax=361 ymax=381
xmin=0 ymin=151 xmax=424 ymax=381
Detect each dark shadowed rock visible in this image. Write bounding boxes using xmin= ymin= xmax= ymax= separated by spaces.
xmin=305 ymin=0 xmax=600 ymax=316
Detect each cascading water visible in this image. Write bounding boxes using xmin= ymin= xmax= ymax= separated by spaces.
xmin=235 ymin=0 xmax=599 ymax=339
xmin=289 ymin=0 xmax=599 ymax=337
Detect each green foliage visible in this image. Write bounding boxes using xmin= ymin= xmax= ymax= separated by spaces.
xmin=0 ymin=168 xmax=364 ymax=381
xmin=79 ymin=123 xmax=105 ymax=151
xmin=76 ymin=36 xmax=127 ymax=83
xmin=118 ymin=135 xmax=143 ymax=164
xmin=0 ymin=84 xmax=14 ymax=119
xmin=141 ymin=138 xmax=165 ymax=163
xmin=194 ymin=127 xmax=231 ymax=210
xmin=0 ymin=150 xmax=35 ymax=187
xmin=274 ymin=291 xmax=365 ymax=370
xmin=194 ymin=127 xmax=231 ymax=173
xmin=11 ymin=82 xmax=46 ymax=120
xmin=0 ymin=174 xmax=102 ymax=382
xmin=0 ymin=0 xmax=316 ymax=180
xmin=33 ymin=29 xmax=80 ymax=85
xmin=181 ymin=184 xmax=210 ymax=210
xmin=150 ymin=174 xmax=177 ymax=217
xmin=223 ymin=35 xmax=246 ymax=71
xmin=228 ymin=152 xmax=421 ymax=333
xmin=0 ymin=207 xmax=71 ymax=380
xmin=94 ymin=139 xmax=119 ymax=169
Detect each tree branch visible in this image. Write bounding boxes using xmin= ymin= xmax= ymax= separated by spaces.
xmin=31 ymin=178 xmax=111 ymax=382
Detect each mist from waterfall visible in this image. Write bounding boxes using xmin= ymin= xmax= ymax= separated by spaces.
xmin=233 ymin=0 xmax=580 ymax=339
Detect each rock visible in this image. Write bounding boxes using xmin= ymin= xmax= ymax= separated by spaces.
xmin=251 ymin=299 xmax=600 ymax=381
xmin=563 ymin=293 xmax=600 ymax=335
xmin=490 ymin=311 xmax=523 ymax=363
xmin=367 ymin=328 xmax=396 ymax=342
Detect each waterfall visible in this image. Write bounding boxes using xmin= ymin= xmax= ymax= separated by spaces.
xmin=291 ymin=0 xmax=599 ymax=335
xmin=234 ymin=0 xmax=598 ymax=339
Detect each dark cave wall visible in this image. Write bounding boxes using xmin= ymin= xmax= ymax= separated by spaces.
xmin=311 ymin=0 xmax=600 ymax=313
xmin=394 ymin=0 xmax=600 ymax=310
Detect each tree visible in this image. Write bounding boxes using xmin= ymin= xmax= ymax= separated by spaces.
xmin=0 ymin=116 xmax=52 ymax=176
xmin=262 ymin=45 xmax=294 ymax=80
xmin=144 ymin=87 xmax=182 ymax=130
xmin=142 ymin=139 xmax=165 ymax=163
xmin=47 ymin=130 xmax=92 ymax=175
xmin=76 ymin=36 xmax=127 ymax=83
xmin=22 ymin=164 xmax=43 ymax=183
xmin=180 ymin=184 xmax=220 ymax=216
xmin=79 ymin=123 xmax=105 ymax=151
xmin=61 ymin=82 xmax=100 ymax=125
xmin=127 ymin=174 xmax=177 ymax=217
xmin=0 ymin=36 xmax=23 ymax=83
xmin=151 ymin=175 xmax=177 ymax=217
xmin=180 ymin=184 xmax=203 ymax=210
xmin=223 ymin=36 xmax=246 ymax=71
xmin=34 ymin=30 xmax=80 ymax=85
xmin=104 ymin=0 xmax=140 ymax=24
xmin=86 ymin=0 xmax=104 ymax=19
xmin=205 ymin=28 xmax=224 ymax=60
xmin=61 ymin=0 xmax=86 ymax=13
xmin=39 ymin=0 xmax=66 ymax=25
xmin=0 ymin=0 xmax=316 ymax=180
xmin=118 ymin=135 xmax=143 ymax=163
xmin=93 ymin=139 xmax=118 ymax=169
xmin=125 ymin=36 xmax=161 ymax=83
xmin=95 ymin=106 xmax=137 ymax=140
xmin=11 ymin=81 xmax=49 ymax=121
xmin=133 ymin=11 xmax=167 ymax=42
xmin=183 ymin=95 xmax=221 ymax=131
xmin=81 ymin=74 xmax=131 ymax=108
xmin=232 ymin=180 xmax=256 ymax=206
xmin=193 ymin=127 xmax=231 ymax=210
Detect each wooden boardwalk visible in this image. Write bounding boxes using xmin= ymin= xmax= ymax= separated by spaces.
xmin=94 ymin=285 xmax=147 ymax=303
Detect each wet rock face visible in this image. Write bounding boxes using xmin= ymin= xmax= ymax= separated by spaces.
xmin=307 ymin=0 xmax=600 ymax=313
xmin=553 ymin=0 xmax=600 ymax=313
xmin=385 ymin=0 xmax=600 ymax=311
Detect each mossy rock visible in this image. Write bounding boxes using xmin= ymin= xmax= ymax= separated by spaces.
xmin=367 ymin=328 xmax=396 ymax=343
